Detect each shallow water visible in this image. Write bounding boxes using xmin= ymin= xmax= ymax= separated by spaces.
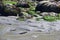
xmin=0 ymin=16 xmax=60 ymax=40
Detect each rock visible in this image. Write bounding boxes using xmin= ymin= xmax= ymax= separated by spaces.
xmin=16 ymin=2 xmax=30 ymax=8
xmin=35 ymin=1 xmax=60 ymax=13
xmin=36 ymin=0 xmax=43 ymax=1
xmin=0 ymin=3 xmax=5 ymax=16
xmin=56 ymin=1 xmax=60 ymax=7
xmin=22 ymin=12 xmax=29 ymax=17
xmin=49 ymin=12 xmax=58 ymax=16
xmin=40 ymin=12 xmax=49 ymax=16
xmin=19 ymin=32 xmax=27 ymax=34
xmin=2 ymin=4 xmax=21 ymax=16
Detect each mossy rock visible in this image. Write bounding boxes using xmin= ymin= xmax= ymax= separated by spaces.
xmin=27 ymin=11 xmax=36 ymax=15
xmin=3 ymin=1 xmax=17 ymax=5
xmin=43 ymin=16 xmax=56 ymax=22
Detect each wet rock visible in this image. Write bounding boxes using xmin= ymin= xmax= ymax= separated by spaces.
xmin=10 ymin=29 xmax=16 ymax=31
xmin=35 ymin=1 xmax=60 ymax=13
xmin=2 ymin=4 xmax=21 ymax=16
xmin=7 ymin=23 xmax=12 ymax=25
xmin=16 ymin=3 xmax=30 ymax=8
xmin=19 ymin=32 xmax=27 ymax=34
xmin=40 ymin=12 xmax=58 ymax=16
xmin=0 ymin=3 xmax=5 ymax=16
xmin=40 ymin=12 xmax=49 ymax=16
xmin=33 ymin=15 xmax=38 ymax=17
xmin=49 ymin=12 xmax=58 ymax=16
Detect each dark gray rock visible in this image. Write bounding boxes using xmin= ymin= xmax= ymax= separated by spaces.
xmin=19 ymin=32 xmax=27 ymax=34
xmin=4 ymin=4 xmax=22 ymax=16
xmin=35 ymin=1 xmax=60 ymax=13
xmin=0 ymin=3 xmax=5 ymax=16
xmin=16 ymin=3 xmax=30 ymax=8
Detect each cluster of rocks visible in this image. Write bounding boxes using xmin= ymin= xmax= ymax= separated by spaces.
xmin=0 ymin=0 xmax=60 ymax=17
xmin=0 ymin=2 xmax=30 ymax=16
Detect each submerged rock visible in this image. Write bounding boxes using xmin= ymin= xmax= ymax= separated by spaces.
xmin=19 ymin=32 xmax=27 ymax=34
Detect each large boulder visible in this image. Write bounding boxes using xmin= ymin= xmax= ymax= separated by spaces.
xmin=35 ymin=1 xmax=60 ymax=13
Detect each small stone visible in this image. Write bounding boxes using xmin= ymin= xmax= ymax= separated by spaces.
xmin=49 ymin=12 xmax=57 ymax=16
xmin=19 ymin=32 xmax=27 ymax=34
xmin=10 ymin=29 xmax=16 ymax=31
xmin=40 ymin=12 xmax=49 ymax=16
xmin=8 ymin=23 xmax=12 ymax=25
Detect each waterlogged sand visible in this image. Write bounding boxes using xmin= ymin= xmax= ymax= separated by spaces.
xmin=0 ymin=16 xmax=60 ymax=40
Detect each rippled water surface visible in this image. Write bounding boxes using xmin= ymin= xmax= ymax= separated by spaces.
xmin=0 ymin=16 xmax=60 ymax=40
